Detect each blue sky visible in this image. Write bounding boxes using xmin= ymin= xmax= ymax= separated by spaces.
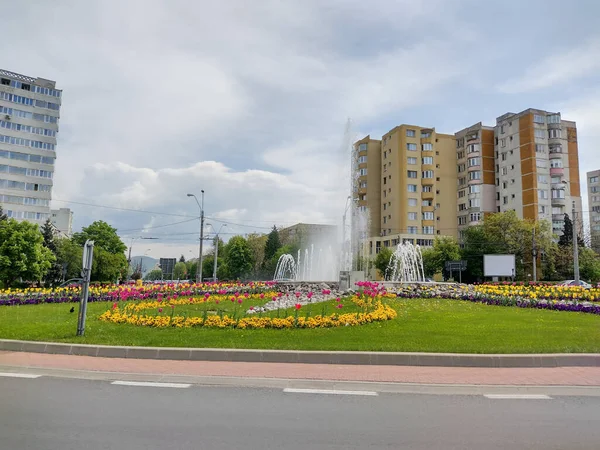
xmin=2 ymin=0 xmax=600 ymax=257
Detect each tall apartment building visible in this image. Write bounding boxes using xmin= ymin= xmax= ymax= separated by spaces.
xmin=0 ymin=69 xmax=61 ymax=224
xmin=587 ymin=170 xmax=600 ymax=253
xmin=51 ymin=207 xmax=73 ymax=236
xmin=355 ymin=125 xmax=457 ymax=255
xmin=356 ymin=108 xmax=582 ymax=252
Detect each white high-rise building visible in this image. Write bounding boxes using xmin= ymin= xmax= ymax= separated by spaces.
xmin=0 ymin=68 xmax=61 ymax=224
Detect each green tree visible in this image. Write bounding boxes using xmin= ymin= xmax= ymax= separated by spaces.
xmin=173 ymin=261 xmax=188 ymax=280
xmin=91 ymin=248 xmax=128 ymax=283
xmin=186 ymin=260 xmax=198 ymax=281
xmin=579 ymin=247 xmax=600 ymax=282
xmin=246 ymin=232 xmax=266 ymax=278
xmin=374 ymin=247 xmax=393 ymax=279
xmin=73 ymin=220 xmax=127 ymax=254
xmin=0 ymin=219 xmax=54 ymax=287
xmin=144 ymin=269 xmax=163 ymax=281
xmin=41 ymin=219 xmax=63 ymax=286
xmin=558 ymin=213 xmax=584 ymax=248
xmin=421 ymin=248 xmax=437 ymax=278
xmin=264 ymin=226 xmax=281 ymax=261
xmin=224 ymin=235 xmax=253 ymax=280
xmin=424 ymin=236 xmax=461 ymax=279
xmin=55 ymin=237 xmax=83 ymax=281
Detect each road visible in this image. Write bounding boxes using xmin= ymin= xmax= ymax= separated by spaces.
xmin=1 ymin=375 xmax=600 ymax=449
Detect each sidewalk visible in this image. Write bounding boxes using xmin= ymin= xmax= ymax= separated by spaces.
xmin=1 ymin=351 xmax=599 ymax=386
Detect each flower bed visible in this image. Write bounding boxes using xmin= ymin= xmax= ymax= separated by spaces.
xmin=98 ymin=291 xmax=397 ymax=330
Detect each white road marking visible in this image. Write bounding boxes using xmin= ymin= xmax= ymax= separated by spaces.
xmin=111 ymin=381 xmax=191 ymax=389
xmin=283 ymin=388 xmax=378 ymax=396
xmin=0 ymin=372 xmax=42 ymax=379
xmin=484 ymin=394 xmax=552 ymax=400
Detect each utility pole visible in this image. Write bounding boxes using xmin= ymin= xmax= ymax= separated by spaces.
xmin=532 ymin=227 xmax=537 ymax=282
xmin=77 ymin=240 xmax=94 ymax=336
xmin=212 ymin=224 xmax=227 ymax=281
xmin=573 ymin=200 xmax=580 ymax=284
xmin=187 ymin=191 xmax=205 ymax=283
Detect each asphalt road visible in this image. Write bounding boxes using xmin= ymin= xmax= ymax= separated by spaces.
xmin=1 ymin=376 xmax=600 ymax=450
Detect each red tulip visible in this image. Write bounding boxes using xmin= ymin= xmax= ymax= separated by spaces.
xmin=295 ymin=303 xmax=302 ymax=310
xmin=112 ymin=302 xmax=118 ymax=309
xmin=337 ymin=304 xmax=343 ymax=309
xmin=158 ymin=308 xmax=163 ymax=313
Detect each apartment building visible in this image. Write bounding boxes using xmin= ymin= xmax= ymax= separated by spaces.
xmin=0 ymin=68 xmax=61 ymax=224
xmin=355 ymin=125 xmax=457 ymax=255
xmin=51 ymin=207 xmax=73 ymax=236
xmin=588 ymin=170 xmax=600 ymax=253
xmin=355 ymin=108 xmax=582 ymax=253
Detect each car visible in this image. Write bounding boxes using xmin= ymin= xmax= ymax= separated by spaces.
xmin=558 ymin=280 xmax=593 ymax=289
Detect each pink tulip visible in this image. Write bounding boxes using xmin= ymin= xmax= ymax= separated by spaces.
xmin=337 ymin=304 xmax=343 ymax=309
xmin=295 ymin=292 xmax=301 ymax=298
xmin=158 ymin=308 xmax=163 ymax=313
xmin=238 ymin=299 xmax=243 ymax=304
xmin=260 ymin=293 xmax=265 ymax=299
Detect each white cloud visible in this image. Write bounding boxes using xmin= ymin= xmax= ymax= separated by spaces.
xmin=496 ymin=37 xmax=600 ymax=94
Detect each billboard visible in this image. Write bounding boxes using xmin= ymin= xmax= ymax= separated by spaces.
xmin=159 ymin=258 xmax=176 ymax=280
xmin=484 ymin=254 xmax=515 ymax=277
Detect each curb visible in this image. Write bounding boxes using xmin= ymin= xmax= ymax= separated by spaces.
xmin=1 ymin=339 xmax=600 ymax=368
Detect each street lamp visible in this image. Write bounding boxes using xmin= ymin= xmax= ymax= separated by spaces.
xmin=562 ymin=181 xmax=580 ymax=284
xmin=187 ymin=192 xmax=205 ymax=283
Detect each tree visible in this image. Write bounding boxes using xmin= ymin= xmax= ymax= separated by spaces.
xmin=173 ymin=261 xmax=188 ymax=280
xmin=246 ymin=233 xmax=266 ymax=278
xmin=186 ymin=260 xmax=198 ymax=281
xmin=558 ymin=214 xmax=584 ymax=248
xmin=144 ymin=269 xmax=163 ymax=281
xmin=423 ymin=236 xmax=460 ymax=279
xmin=374 ymin=247 xmax=393 ymax=279
xmin=73 ymin=221 xmax=128 ymax=282
xmin=224 ymin=235 xmax=253 ymax=280
xmin=0 ymin=219 xmax=54 ymax=287
xmin=179 ymin=254 xmax=186 ymax=263
xmin=55 ymin=237 xmax=83 ymax=281
xmin=264 ymin=226 xmax=281 ymax=261
xmin=421 ymin=248 xmax=438 ymax=278
xmin=41 ymin=219 xmax=62 ymax=286
xmin=579 ymin=247 xmax=600 ymax=282
xmin=73 ymin=221 xmax=127 ymax=254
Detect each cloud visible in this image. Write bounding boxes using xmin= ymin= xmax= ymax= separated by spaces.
xmin=496 ymin=37 xmax=600 ymax=94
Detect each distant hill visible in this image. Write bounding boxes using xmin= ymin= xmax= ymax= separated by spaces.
xmin=130 ymin=256 xmax=158 ymax=276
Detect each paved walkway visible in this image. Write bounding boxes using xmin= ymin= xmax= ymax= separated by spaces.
xmin=1 ymin=351 xmax=599 ymax=386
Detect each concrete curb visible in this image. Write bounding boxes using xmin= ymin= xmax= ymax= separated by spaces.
xmin=1 ymin=339 xmax=600 ymax=368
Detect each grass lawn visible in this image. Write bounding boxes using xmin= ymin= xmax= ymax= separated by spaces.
xmin=0 ymin=298 xmax=599 ymax=353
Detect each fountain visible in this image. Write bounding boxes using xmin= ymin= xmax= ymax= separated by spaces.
xmin=273 ymin=254 xmax=297 ymax=281
xmin=385 ymin=242 xmax=425 ymax=282
xmin=273 ymin=245 xmax=338 ymax=282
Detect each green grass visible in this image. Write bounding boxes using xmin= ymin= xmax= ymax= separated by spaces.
xmin=0 ymin=298 xmax=599 ymax=353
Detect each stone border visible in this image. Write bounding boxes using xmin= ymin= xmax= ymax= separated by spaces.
xmin=1 ymin=339 xmax=599 ymax=367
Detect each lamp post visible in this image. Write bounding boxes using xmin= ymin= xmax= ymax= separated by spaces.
xmin=187 ymin=191 xmax=205 ymax=283
xmin=562 ymin=181 xmax=580 ymax=284
xmin=209 ymin=223 xmax=227 ymax=281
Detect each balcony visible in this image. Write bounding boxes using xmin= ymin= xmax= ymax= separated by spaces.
xmin=552 ymin=213 xmax=565 ymax=221
xmin=551 ymin=197 xmax=566 ymax=206
xmin=550 ymin=167 xmax=564 ymax=176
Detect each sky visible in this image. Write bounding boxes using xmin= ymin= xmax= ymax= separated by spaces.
xmin=2 ymin=0 xmax=600 ymax=258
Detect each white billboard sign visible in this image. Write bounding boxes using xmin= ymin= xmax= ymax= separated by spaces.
xmin=484 ymin=254 xmax=515 ymax=277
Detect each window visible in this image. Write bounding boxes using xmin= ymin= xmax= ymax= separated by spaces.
xmin=407 ymin=226 xmax=418 ymax=234
xmin=422 ymin=170 xmax=434 ymax=179
xmin=500 ymin=138 xmax=506 ymax=148
xmin=533 ymin=114 xmax=545 ymax=123
xmin=468 ymin=185 xmax=480 ymax=194
xmin=552 ymin=207 xmax=562 ymax=215
xmin=456 ymin=138 xmax=464 ymax=148
xmin=503 ymin=196 xmax=508 ymax=204
xmin=590 ymin=176 xmax=599 ymax=184
xmin=551 ymin=176 xmax=561 ymax=184
xmin=422 ymin=156 xmax=433 ymax=165
xmin=408 ymin=184 xmax=417 ymax=192
xmin=407 ymin=157 xmax=417 ymax=165
xmin=467 ymin=157 xmax=480 ymax=167
xmin=358 ymin=156 xmax=367 ymax=163
xmin=383 ymin=216 xmax=387 ymax=224
xmin=458 ymin=190 xmax=466 ymax=198
xmin=359 ymin=168 xmax=367 ymax=176
xmin=407 ymin=170 xmax=418 ymax=178
xmin=403 ymin=198 xmax=416 ymax=207
xmin=423 ymin=226 xmax=434 ymax=235
xmin=457 ymin=164 xmax=466 ymax=173
xmin=501 ymin=153 xmax=507 ymax=161
xmin=537 ymin=174 xmax=548 ymax=184
xmin=467 ymin=144 xmax=480 ymax=153
xmin=592 ymin=186 xmax=600 ymax=193
xmin=358 ymin=143 xmax=367 ymax=151
xmin=550 ymin=159 xmax=563 ymax=168
xmin=468 ymin=171 xmax=481 ymax=180
xmin=458 ymin=203 xmax=467 ymax=211
xmin=538 ymin=189 xmax=548 ymax=200
xmin=422 ymin=143 xmax=433 ymax=151
xmin=469 ymin=198 xmax=480 ymax=208
xmin=536 ymin=159 xmax=547 ymax=168
xmin=458 ymin=216 xmax=467 ymax=225
xmin=423 ymin=212 xmax=434 ymax=220
xmin=534 ymin=129 xmax=545 ymax=139
xmin=547 ymin=114 xmax=560 ymax=124
xmin=551 ymin=189 xmax=565 ymax=199
xmin=408 ymin=212 xmax=417 ymax=220
xmin=417 ymin=239 xmax=434 ymax=247
xmin=500 ymin=125 xmax=505 ymax=134
xmin=360 ymin=181 xmax=367 ymax=188
xmin=458 ymin=177 xmax=466 ymax=186
xmin=539 ymin=205 xmax=546 ymax=214
xmin=407 ymin=143 xmax=417 ymax=151
xmin=502 ymin=181 xmax=507 ymax=189
xmin=470 ymin=213 xmax=481 ymax=222
xmin=406 ymin=129 xmax=415 ymax=137
xmin=467 ymin=132 xmax=478 ymax=141
xmin=421 ymin=131 xmax=432 ymax=138
xmin=502 ymin=167 xmax=508 ymax=175
xmin=549 ymin=128 xmax=562 ymax=139
xmin=457 ymin=151 xmax=465 ymax=159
